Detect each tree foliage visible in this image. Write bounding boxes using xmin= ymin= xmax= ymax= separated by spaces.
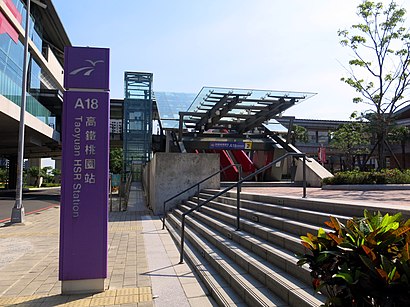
xmin=110 ymin=148 xmax=123 ymax=174
xmin=330 ymin=113 xmax=370 ymax=170
xmin=291 ymin=125 xmax=309 ymax=144
xmin=338 ymin=0 xmax=410 ymax=168
xmin=0 ymin=167 xmax=7 ymax=183
xmin=27 ymin=166 xmax=46 ymax=178
xmin=388 ymin=125 xmax=410 ymax=144
xmin=388 ymin=125 xmax=410 ymax=167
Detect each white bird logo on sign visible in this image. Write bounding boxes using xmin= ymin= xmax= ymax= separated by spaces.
xmin=69 ymin=60 xmax=104 ymax=76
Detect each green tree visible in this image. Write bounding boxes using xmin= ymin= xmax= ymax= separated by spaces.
xmin=388 ymin=125 xmax=410 ymax=168
xmin=51 ymin=168 xmax=61 ymax=178
xmin=291 ymin=125 xmax=309 ymax=145
xmin=330 ymin=113 xmax=370 ymax=170
xmin=41 ymin=166 xmax=53 ymax=183
xmin=338 ymin=1 xmax=410 ymax=169
xmin=51 ymin=168 xmax=61 ymax=184
xmin=110 ymin=148 xmax=123 ymax=174
xmin=28 ymin=166 xmax=46 ymax=187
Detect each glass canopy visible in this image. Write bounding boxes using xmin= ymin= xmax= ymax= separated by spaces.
xmin=188 ymin=87 xmax=315 ymax=113
xmin=185 ymin=87 xmax=316 ymax=134
xmin=154 ymin=92 xmax=196 ymax=129
xmin=154 ymin=87 xmax=316 ymax=133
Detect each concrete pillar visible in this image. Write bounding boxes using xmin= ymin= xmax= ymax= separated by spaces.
xmin=54 ymin=157 xmax=62 ymax=170
xmin=269 ymin=148 xmax=286 ymax=181
xmin=165 ymin=130 xmax=172 ymax=153
xmin=29 ymin=158 xmax=41 ymax=168
xmin=53 ymin=157 xmax=62 ymax=184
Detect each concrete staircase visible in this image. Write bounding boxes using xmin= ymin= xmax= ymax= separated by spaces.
xmin=164 ymin=189 xmax=410 ymax=306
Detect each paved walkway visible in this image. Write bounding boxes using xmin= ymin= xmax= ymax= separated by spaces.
xmin=0 ymin=183 xmax=215 ymax=307
xmin=240 ymin=186 xmax=410 ymax=211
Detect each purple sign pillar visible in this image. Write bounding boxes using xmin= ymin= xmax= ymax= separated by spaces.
xmin=59 ymin=47 xmax=110 ymax=294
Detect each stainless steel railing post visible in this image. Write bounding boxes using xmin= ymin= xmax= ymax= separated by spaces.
xmin=197 ymin=184 xmax=200 ymax=206
xmin=180 ymin=214 xmax=186 ymax=263
xmin=303 ymin=155 xmax=307 ymax=198
xmin=236 ymin=181 xmax=241 ymax=230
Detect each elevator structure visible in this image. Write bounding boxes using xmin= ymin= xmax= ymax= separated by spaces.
xmin=123 ymin=72 xmax=153 ymax=180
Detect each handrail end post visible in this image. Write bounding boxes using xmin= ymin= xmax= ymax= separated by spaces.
xmin=162 ymin=201 xmax=167 ymax=229
xmin=302 ymin=155 xmax=307 ymax=198
xmin=180 ymin=215 xmax=186 ymax=264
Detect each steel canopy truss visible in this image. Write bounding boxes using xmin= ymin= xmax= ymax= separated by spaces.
xmin=178 ymin=87 xmax=316 ymax=138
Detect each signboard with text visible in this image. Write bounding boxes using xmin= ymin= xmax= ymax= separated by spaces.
xmin=59 ymin=47 xmax=109 ymax=282
xmin=209 ymin=141 xmax=252 ymax=150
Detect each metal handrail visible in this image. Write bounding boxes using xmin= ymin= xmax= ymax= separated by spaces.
xmin=122 ymin=172 xmax=133 ymax=211
xmin=162 ymin=163 xmax=242 ymax=230
xmin=178 ymin=152 xmax=308 ymax=263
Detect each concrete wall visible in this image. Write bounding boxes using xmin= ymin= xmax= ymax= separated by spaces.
xmin=144 ymin=153 xmax=220 ymax=215
xmin=269 ymin=148 xmax=287 ymax=180
xmin=0 ymin=96 xmax=55 ymax=139
xmin=295 ymin=157 xmax=333 ymax=187
xmin=46 ymin=46 xmax=64 ymax=86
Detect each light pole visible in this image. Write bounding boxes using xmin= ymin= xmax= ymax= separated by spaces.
xmin=11 ymin=0 xmax=47 ymax=223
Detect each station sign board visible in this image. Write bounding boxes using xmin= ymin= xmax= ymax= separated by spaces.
xmin=59 ymin=47 xmax=109 ymax=284
xmin=64 ymin=47 xmax=110 ymax=91
xmin=209 ymin=141 xmax=252 ymax=150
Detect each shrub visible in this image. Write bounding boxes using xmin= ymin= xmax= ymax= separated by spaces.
xmin=41 ymin=182 xmax=60 ymax=187
xmin=110 ymin=148 xmax=123 ymax=174
xmin=0 ymin=167 xmax=7 ymax=183
xmin=297 ymin=211 xmax=410 ymax=306
xmin=322 ymin=169 xmax=410 ymax=185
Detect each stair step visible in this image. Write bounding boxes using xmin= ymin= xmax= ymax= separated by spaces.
xmin=165 ymin=216 xmax=245 ymax=306
xmin=182 ymin=201 xmax=312 ymax=285
xmin=184 ymin=200 xmax=306 ymax=255
xmin=199 ymin=192 xmax=351 ymax=227
xmin=174 ymin=207 xmax=325 ymax=307
xmin=221 ymin=181 xmax=302 ymax=188
xmin=163 ymin=188 xmax=410 ymax=306
xmin=217 ymin=190 xmax=408 ymax=218
xmin=193 ymin=196 xmax=331 ymax=237
xmin=167 ymin=212 xmax=287 ymax=306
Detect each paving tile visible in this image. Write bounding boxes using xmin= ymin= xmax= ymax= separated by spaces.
xmin=89 ymin=296 xmax=116 ymax=306
xmin=63 ymin=298 xmax=92 ymax=306
xmin=0 ymin=184 xmax=216 ymax=307
xmin=40 ymin=295 xmax=70 ymax=305
xmin=178 ymin=275 xmax=200 ymax=285
xmin=182 ymin=282 xmax=209 ymax=298
xmin=116 ymin=288 xmax=140 ymax=296
xmin=114 ymin=295 xmax=140 ymax=304
xmin=91 ymin=290 xmax=117 ymax=298
xmin=188 ymin=296 xmax=218 ymax=307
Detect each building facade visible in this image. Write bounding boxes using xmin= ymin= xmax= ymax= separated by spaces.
xmin=0 ymin=0 xmax=70 ymax=187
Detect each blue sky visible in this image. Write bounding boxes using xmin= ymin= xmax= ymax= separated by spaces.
xmin=53 ymin=0 xmax=410 ymax=120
